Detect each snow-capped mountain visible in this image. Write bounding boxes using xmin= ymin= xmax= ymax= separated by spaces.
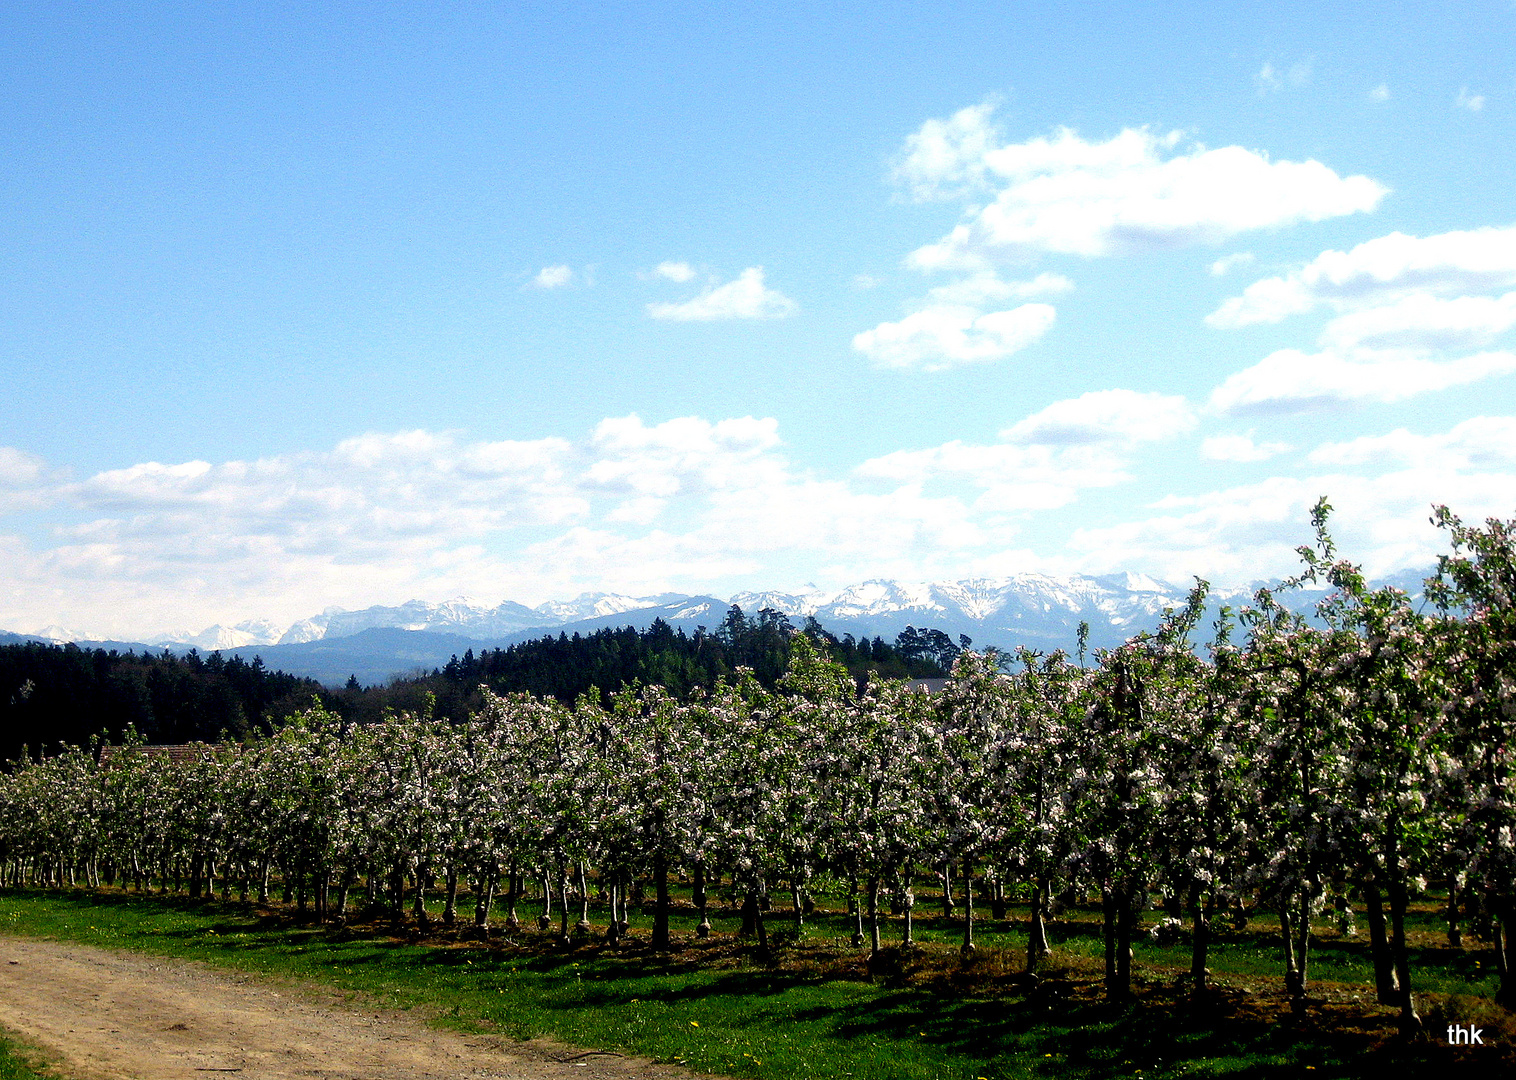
xmin=146 ymin=619 xmax=284 ymax=651
xmin=13 ymin=567 xmax=1430 ymax=687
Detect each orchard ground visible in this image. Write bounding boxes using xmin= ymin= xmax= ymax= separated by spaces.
xmin=0 ymin=883 xmax=1511 ymax=1079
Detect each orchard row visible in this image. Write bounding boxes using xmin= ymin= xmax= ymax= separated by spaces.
xmin=3 ymin=503 xmax=1516 ymax=1035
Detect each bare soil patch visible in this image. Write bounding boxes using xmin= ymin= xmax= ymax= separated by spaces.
xmin=0 ymin=935 xmax=703 ymax=1080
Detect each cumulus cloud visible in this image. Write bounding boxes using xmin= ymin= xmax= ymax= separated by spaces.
xmin=647 ymin=267 xmax=796 ymax=321
xmin=1308 ymin=416 xmax=1516 ymax=471
xmin=1200 ymin=434 xmax=1292 ymax=462
xmin=1209 ymin=252 xmax=1255 ymax=277
xmin=651 ymin=261 xmax=696 ymax=282
xmin=1208 ymin=226 xmax=1516 ymax=328
xmin=893 ymin=108 xmax=1384 ymax=266
xmin=1369 ymin=83 xmax=1391 ymax=102
xmin=1208 ymin=347 xmax=1516 ymax=414
xmin=857 ymin=389 xmax=1195 ymax=513
xmin=1319 ymin=292 xmax=1516 ymax=351
xmin=852 ymin=302 xmax=1056 ymax=371
xmin=531 ymin=265 xmax=574 ymax=289
xmin=1002 ymin=389 xmax=1196 ymax=447
xmin=1067 ymin=422 xmax=1516 ymax=584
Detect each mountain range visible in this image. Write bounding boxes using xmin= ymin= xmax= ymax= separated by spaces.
xmin=5 ymin=569 xmax=1429 ymax=687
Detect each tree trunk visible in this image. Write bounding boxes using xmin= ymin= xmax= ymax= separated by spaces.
xmin=792 ymin=883 xmax=805 ymax=929
xmin=694 ymin=863 xmax=711 ymax=937
xmin=1026 ymin=875 xmax=1049 ymax=973
xmin=1280 ymin=890 xmax=1300 ymax=1007
xmin=901 ymin=870 xmax=915 ymax=948
xmin=867 ymin=875 xmax=881 ymax=959
xmin=1102 ymin=886 xmax=1117 ymax=992
xmin=1190 ymin=889 xmax=1211 ymax=1003
xmin=557 ymin=866 xmax=571 ymax=944
xmin=474 ymin=866 xmax=497 ymax=929
xmin=991 ymin=876 xmax=1007 ymax=921
xmin=1446 ymin=876 xmax=1462 ymax=947
xmin=652 ymin=852 xmax=671 ymax=951
xmin=740 ymin=890 xmax=758 ymax=937
xmin=940 ymin=863 xmax=954 ymax=919
xmin=1111 ymin=885 xmax=1133 ymax=1001
xmin=960 ymin=858 xmax=976 ymax=956
xmin=539 ymin=870 xmax=553 ymax=930
xmin=1364 ymin=877 xmax=1401 ymax=1005
xmin=1388 ymin=878 xmax=1422 ymax=1033
xmin=576 ymin=863 xmax=591 ymax=935
xmin=443 ymin=866 xmax=458 ymax=927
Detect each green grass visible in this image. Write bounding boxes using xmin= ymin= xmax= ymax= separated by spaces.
xmin=0 ymin=1029 xmax=57 ymax=1080
xmin=0 ymin=888 xmax=1507 ymax=1080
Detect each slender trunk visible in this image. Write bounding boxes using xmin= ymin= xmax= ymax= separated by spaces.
xmin=411 ymin=867 xmax=428 ymax=925
xmin=867 ymin=876 xmax=881 ymax=959
xmin=754 ymin=893 xmax=769 ymax=957
xmin=1446 ymin=876 xmax=1462 ymax=947
xmin=740 ymin=890 xmax=758 ymax=937
xmin=1026 ymin=875 xmax=1049 ymax=972
xmin=940 ymin=863 xmax=954 ymax=919
xmin=1102 ymin=886 xmax=1117 ymax=991
xmin=792 ymin=883 xmax=804 ymax=930
xmin=505 ymin=867 xmax=518 ymax=929
xmin=1112 ymin=885 xmax=1133 ymax=1000
xmin=1364 ymin=877 xmax=1401 ymax=1005
xmin=334 ymin=868 xmax=353 ymax=925
xmin=474 ymin=866 xmax=497 ymax=929
xmin=443 ymin=866 xmax=458 ymax=927
xmin=1190 ymin=890 xmax=1211 ymax=1003
xmin=901 ymin=869 xmax=915 ymax=948
xmin=1388 ymin=878 xmax=1422 ymax=1032
xmin=1280 ymin=891 xmax=1300 ymax=1007
xmin=539 ymin=870 xmax=553 ymax=929
xmin=959 ymin=858 xmax=976 ymax=956
xmin=991 ymin=876 xmax=1007 ymax=921
xmin=652 ymin=852 xmax=671 ymax=951
xmin=557 ymin=865 xmax=571 ymax=944
xmin=606 ymin=883 xmax=621 ymax=945
xmin=1293 ymin=886 xmax=1312 ymax=1014
xmin=576 ymin=863 xmax=591 ymax=935
xmin=694 ymin=863 xmax=711 ymax=937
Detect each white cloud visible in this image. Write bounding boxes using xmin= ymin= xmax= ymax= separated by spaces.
xmin=1319 ymin=291 xmax=1516 ymax=351
xmin=1457 ymin=87 xmax=1486 ymax=112
xmin=1369 ymin=83 xmax=1391 ymax=102
xmin=1208 ymin=252 xmax=1255 ymax=277
xmin=651 ymin=261 xmax=696 ymax=282
xmin=1068 ymin=420 xmax=1516 ymax=584
xmin=531 ymin=265 xmax=574 ymax=289
xmin=924 ymin=271 xmax=1074 ymax=306
xmin=1002 ymin=389 xmax=1196 ymax=447
xmin=856 ymin=389 xmax=1194 ymax=515
xmin=1208 ymin=347 xmax=1516 ymax=414
xmin=1309 ymin=416 xmax=1516 ymax=471
xmin=1209 ymin=226 xmax=1516 ymax=327
xmin=895 ymin=112 xmax=1385 ymax=266
xmin=891 ymin=100 xmax=1002 ymax=202
xmin=647 ymin=267 xmax=797 ymax=321
xmin=1200 ymin=434 xmax=1292 ymax=462
xmin=852 ymin=302 xmax=1056 ymax=371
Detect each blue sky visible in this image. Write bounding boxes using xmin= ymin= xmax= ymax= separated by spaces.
xmin=3 ymin=1 xmax=1515 ymax=638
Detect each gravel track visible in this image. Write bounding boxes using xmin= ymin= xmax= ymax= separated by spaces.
xmin=0 ymin=936 xmax=701 ymax=1080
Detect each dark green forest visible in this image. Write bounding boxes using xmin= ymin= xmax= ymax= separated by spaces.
xmin=0 ymin=606 xmax=958 ymax=760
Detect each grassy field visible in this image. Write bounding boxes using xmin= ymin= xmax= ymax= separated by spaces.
xmin=0 ymin=885 xmax=1510 ymax=1079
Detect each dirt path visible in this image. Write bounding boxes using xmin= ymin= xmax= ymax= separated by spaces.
xmin=0 ymin=936 xmax=701 ymax=1080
